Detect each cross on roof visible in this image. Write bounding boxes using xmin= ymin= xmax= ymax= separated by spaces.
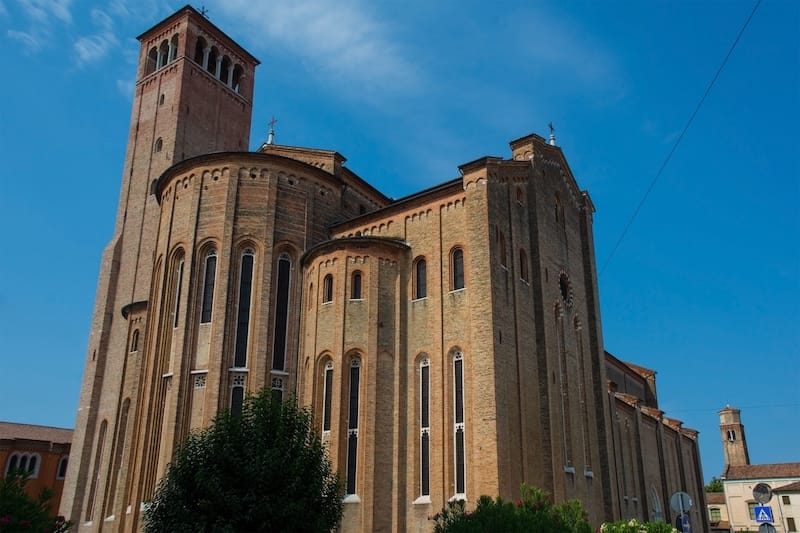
xmin=198 ymin=5 xmax=209 ymax=18
xmin=268 ymin=116 xmax=278 ymax=129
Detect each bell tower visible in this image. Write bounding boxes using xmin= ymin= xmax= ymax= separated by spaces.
xmin=719 ymin=405 xmax=750 ymax=468
xmin=60 ymin=6 xmax=259 ymax=530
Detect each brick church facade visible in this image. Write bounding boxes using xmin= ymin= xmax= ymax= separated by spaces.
xmin=60 ymin=6 xmax=707 ymax=532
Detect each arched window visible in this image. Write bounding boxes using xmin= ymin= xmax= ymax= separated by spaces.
xmin=709 ymin=507 xmax=721 ymax=522
xmin=130 ymin=329 xmax=139 ymax=352
xmin=57 ymin=456 xmax=69 ymax=479
xmin=272 ymin=254 xmax=291 ymax=371
xmin=727 ymin=429 xmax=736 ymax=442
xmin=519 ymin=249 xmax=529 ymax=282
xmin=414 ymin=257 xmax=427 ymax=299
xmin=85 ymin=419 xmax=107 ymax=520
xmin=323 ymin=274 xmax=333 ymax=303
xmin=154 ymin=137 xmax=163 ymax=153
xmin=516 ymin=187 xmax=525 ymax=205
xmin=451 ymin=248 xmax=465 ymax=290
xmin=158 ymin=40 xmax=169 ymax=68
xmin=322 ymin=361 xmax=334 ymax=432
xmin=207 ymin=47 xmax=219 ymax=76
xmin=145 ymin=47 xmax=158 ymax=75
xmin=5 ymin=453 xmax=41 ymax=478
xmin=172 ymin=255 xmax=185 ymax=328
xmin=169 ymin=34 xmax=178 ymax=62
xmin=346 ymin=359 xmax=361 ymax=495
xmin=233 ymin=249 xmax=254 ymax=368
xmin=350 ymin=271 xmax=362 ymax=300
xmin=220 ymin=56 xmax=232 ymax=85
xmin=194 ymin=37 xmax=207 ymax=65
xmin=200 ymin=250 xmax=217 ymax=323
xmin=652 ymin=486 xmax=664 ymax=522
xmin=453 ymin=350 xmax=466 ymax=498
xmin=420 ymin=356 xmax=431 ymax=497
xmin=232 ymin=64 xmax=244 ymax=93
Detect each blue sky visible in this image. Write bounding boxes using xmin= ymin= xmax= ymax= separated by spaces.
xmin=0 ymin=0 xmax=797 ymax=485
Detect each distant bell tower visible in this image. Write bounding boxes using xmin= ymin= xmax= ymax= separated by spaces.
xmin=719 ymin=405 xmax=750 ymax=468
xmin=60 ymin=6 xmax=259 ymax=529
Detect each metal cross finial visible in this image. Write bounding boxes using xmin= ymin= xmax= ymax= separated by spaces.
xmin=548 ymin=122 xmax=555 ymax=135
xmin=199 ymin=5 xmax=209 ymax=18
xmin=268 ymin=117 xmax=278 ymax=129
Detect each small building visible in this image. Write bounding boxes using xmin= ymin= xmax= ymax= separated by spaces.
xmin=0 ymin=422 xmax=73 ymax=514
xmin=706 ymin=491 xmax=731 ymax=532
xmin=774 ymin=482 xmax=800 ymax=533
xmin=715 ymin=406 xmax=800 ymax=533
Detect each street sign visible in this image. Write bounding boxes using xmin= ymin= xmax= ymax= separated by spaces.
xmin=673 ymin=514 xmax=692 ymax=533
xmin=755 ymin=506 xmax=774 ymax=524
xmin=759 ymin=524 xmax=777 ymax=533
xmin=670 ymin=491 xmax=693 ymax=513
xmin=754 ymin=483 xmax=773 ymax=504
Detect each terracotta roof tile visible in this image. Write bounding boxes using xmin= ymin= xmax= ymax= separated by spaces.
xmin=774 ymin=481 xmax=800 ymax=492
xmin=706 ymin=492 xmax=726 ymax=504
xmin=0 ymin=422 xmax=73 ymax=444
xmin=724 ymin=463 xmax=800 ymax=480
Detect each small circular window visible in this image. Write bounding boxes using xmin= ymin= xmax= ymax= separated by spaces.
xmin=559 ymin=271 xmax=574 ymax=308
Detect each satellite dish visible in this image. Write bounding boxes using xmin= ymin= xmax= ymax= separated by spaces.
xmin=753 ymin=483 xmax=772 ymax=504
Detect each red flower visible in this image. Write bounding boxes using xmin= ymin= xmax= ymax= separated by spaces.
xmin=20 ymin=518 xmax=31 ymax=528
xmin=0 ymin=515 xmax=11 ymax=524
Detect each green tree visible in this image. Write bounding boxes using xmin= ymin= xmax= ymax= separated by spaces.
xmin=705 ymin=477 xmax=724 ymax=492
xmin=431 ymin=484 xmax=592 ymax=533
xmin=0 ymin=469 xmax=71 ymax=532
xmin=143 ymin=389 xmax=342 ymax=532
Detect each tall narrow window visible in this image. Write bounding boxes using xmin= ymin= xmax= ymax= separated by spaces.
xmin=322 ymin=361 xmax=334 ymax=432
xmin=346 ymin=359 xmax=361 ymax=495
xmin=453 ymin=351 xmax=466 ymax=497
xmin=420 ymin=357 xmax=431 ymax=497
xmin=451 ymin=248 xmax=465 ymax=290
xmin=85 ymin=420 xmax=107 ymax=520
xmin=351 ymin=271 xmax=362 ymax=300
xmin=272 ymin=254 xmax=291 ymax=370
xmin=323 ymin=274 xmax=333 ymax=303
xmin=130 ymin=329 xmax=139 ymax=352
xmin=200 ymin=250 xmax=217 ymax=323
xmin=172 ymin=258 xmax=184 ymax=328
xmin=233 ymin=250 xmax=254 ymax=368
xmin=556 ymin=306 xmax=573 ymax=468
xmin=231 ymin=386 xmax=244 ymax=416
xmin=57 ymin=457 xmax=68 ymax=479
xmin=414 ymin=258 xmax=427 ymax=299
xmin=498 ymin=230 xmax=507 ymax=268
xmin=519 ymin=249 xmax=529 ymax=282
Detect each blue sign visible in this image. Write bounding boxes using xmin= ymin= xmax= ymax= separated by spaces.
xmin=755 ymin=506 xmax=774 ymax=523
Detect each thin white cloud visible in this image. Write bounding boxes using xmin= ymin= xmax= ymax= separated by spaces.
xmin=73 ymin=7 xmax=118 ymax=66
xmin=15 ymin=0 xmax=72 ymax=24
xmin=7 ymin=28 xmax=41 ymax=49
xmin=212 ymin=0 xmax=421 ymax=95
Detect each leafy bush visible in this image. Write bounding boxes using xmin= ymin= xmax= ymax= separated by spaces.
xmin=600 ymin=518 xmax=678 ymax=533
xmin=143 ymin=389 xmax=342 ymax=532
xmin=431 ymin=484 xmax=592 ymax=533
xmin=0 ymin=469 xmax=71 ymax=532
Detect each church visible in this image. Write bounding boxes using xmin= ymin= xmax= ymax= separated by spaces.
xmin=59 ymin=6 xmax=707 ymax=532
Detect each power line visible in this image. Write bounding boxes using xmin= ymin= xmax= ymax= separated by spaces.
xmin=599 ymin=0 xmax=762 ymax=276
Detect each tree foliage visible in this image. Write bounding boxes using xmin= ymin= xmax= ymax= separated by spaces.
xmin=143 ymin=389 xmax=343 ymax=532
xmin=431 ymin=484 xmax=592 ymax=533
xmin=704 ymin=477 xmax=724 ymax=493
xmin=0 ymin=469 xmax=71 ymax=532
